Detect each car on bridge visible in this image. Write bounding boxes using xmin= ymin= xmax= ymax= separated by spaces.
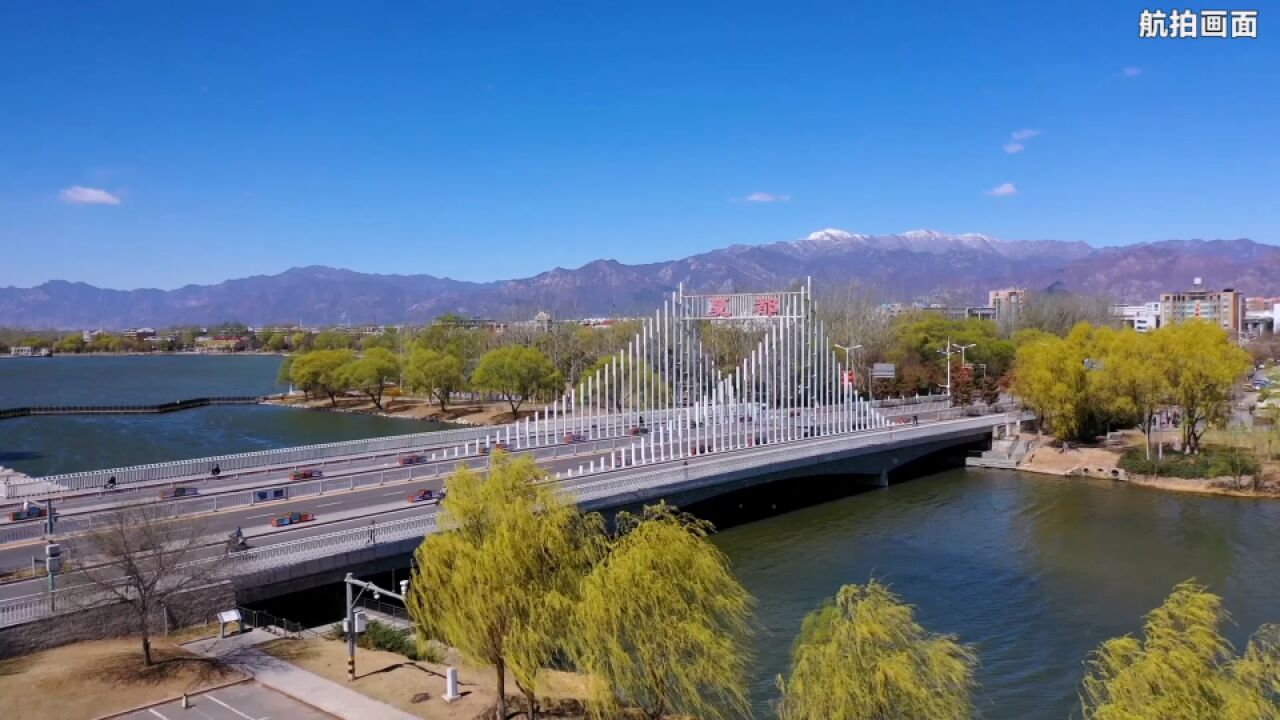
xmin=289 ymin=469 xmax=323 ymax=481
xmin=629 ymin=426 xmax=650 ymax=436
xmin=270 ymin=511 xmax=315 ymax=527
xmin=8 ymin=505 xmax=47 ymax=522
xmin=563 ymin=433 xmax=587 ymax=444
xmin=159 ymin=486 xmax=200 ymax=499
xmin=397 ymin=454 xmax=426 ymax=466
xmin=407 ymin=488 xmax=440 ymax=504
xmin=480 ymin=442 xmax=510 ymax=455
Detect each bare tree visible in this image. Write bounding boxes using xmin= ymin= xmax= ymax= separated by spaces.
xmin=76 ymin=505 xmax=226 ymax=666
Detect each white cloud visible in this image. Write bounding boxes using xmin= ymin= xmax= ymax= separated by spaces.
xmin=985 ymin=182 xmax=1017 ymax=197
xmin=59 ymin=186 xmax=121 ymax=205
xmin=1010 ymin=128 xmax=1041 ymax=142
xmin=1003 ymin=142 xmax=1025 ymax=154
xmin=1122 ymin=66 xmax=1142 ymax=77
xmin=742 ymin=191 xmax=790 ymax=203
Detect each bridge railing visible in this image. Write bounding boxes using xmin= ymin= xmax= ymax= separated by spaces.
xmin=0 ymin=410 xmax=1018 ymax=629
xmin=0 ymin=435 xmax=648 ymax=548
xmin=1 ymin=396 xmax=948 ymax=500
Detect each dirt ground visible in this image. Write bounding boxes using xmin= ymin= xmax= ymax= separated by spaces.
xmin=0 ymin=637 xmax=244 ymax=720
xmin=1018 ymin=435 xmax=1123 ymax=477
xmin=260 ymin=636 xmax=587 ymax=720
xmin=265 ymin=394 xmax=539 ymax=427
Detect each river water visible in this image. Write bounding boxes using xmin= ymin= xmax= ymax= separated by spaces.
xmin=716 ymin=467 xmax=1280 ymax=718
xmin=4 ymin=356 xmax=1278 ymax=717
xmin=0 ymin=355 xmax=450 ymax=476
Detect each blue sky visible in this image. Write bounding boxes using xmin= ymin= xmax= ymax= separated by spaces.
xmin=1 ymin=1 xmax=1277 ymax=289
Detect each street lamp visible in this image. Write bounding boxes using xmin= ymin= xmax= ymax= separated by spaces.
xmin=833 ymin=343 xmax=863 ymax=396
xmin=936 ymin=338 xmax=955 ymax=399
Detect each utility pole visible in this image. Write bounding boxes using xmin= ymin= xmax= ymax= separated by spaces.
xmin=833 ymin=343 xmax=862 ymax=397
xmin=344 ymin=573 xmax=410 ymax=681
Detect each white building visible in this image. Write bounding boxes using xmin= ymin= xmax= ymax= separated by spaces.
xmin=1111 ymin=302 xmax=1162 ymax=333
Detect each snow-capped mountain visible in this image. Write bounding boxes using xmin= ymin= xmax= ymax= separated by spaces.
xmin=0 ymin=231 xmax=1272 ymax=328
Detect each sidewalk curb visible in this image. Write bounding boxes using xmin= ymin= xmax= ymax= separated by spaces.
xmin=93 ymin=676 xmax=253 ymax=719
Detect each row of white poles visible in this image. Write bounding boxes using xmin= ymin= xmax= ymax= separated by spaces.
xmin=463 ymin=280 xmax=888 ymax=466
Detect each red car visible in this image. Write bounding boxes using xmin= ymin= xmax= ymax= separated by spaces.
xmin=563 ymin=433 xmax=586 ymax=444
xmin=407 ymin=488 xmax=438 ymax=503
xmin=480 ymin=442 xmax=511 ymax=455
xmin=398 ymin=454 xmax=425 ymax=466
xmin=289 ymin=469 xmax=323 ymax=481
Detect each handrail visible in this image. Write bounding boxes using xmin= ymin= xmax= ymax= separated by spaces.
xmin=0 ymin=410 xmax=1019 ymax=629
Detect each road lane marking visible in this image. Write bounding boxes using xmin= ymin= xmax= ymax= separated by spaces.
xmin=148 ymin=709 xmax=171 ymax=720
xmin=244 ymin=513 xmax=272 ymax=520
xmin=382 ymin=491 xmax=404 ymax=497
xmin=314 ymin=501 xmax=342 ymax=508
xmin=205 ymin=693 xmax=259 ymax=720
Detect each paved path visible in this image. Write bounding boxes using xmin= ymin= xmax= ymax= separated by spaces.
xmin=184 ymin=630 xmax=419 ymax=720
xmin=116 ymin=681 xmax=336 ymax=720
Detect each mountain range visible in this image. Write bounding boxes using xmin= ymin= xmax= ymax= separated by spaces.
xmin=2 ymin=230 xmax=1276 ymax=329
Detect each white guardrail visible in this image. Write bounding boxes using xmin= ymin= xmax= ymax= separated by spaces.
xmin=0 ymin=396 xmax=950 ymax=500
xmin=4 ymin=402 xmax=955 ymax=546
xmin=0 ymin=408 xmax=1012 ymax=629
xmin=0 ymin=436 xmax=660 ymax=547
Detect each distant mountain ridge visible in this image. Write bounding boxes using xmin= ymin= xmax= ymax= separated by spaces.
xmin=1 ymin=231 xmax=1275 ymax=329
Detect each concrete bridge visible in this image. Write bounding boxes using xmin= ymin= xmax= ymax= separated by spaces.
xmin=0 ymin=281 xmax=1023 ymax=640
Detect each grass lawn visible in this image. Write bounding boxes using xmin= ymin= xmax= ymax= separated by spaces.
xmin=261 ymin=636 xmax=588 ymax=719
xmin=0 ymin=637 xmax=243 ymax=720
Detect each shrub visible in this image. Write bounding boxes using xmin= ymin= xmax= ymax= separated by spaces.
xmin=1118 ymin=447 xmax=1260 ymax=479
xmin=359 ymin=620 xmax=419 ymax=659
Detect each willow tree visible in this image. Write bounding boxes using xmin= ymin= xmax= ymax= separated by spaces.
xmin=572 ymin=503 xmax=753 ymax=720
xmin=1081 ymin=579 xmax=1280 ymax=719
xmin=776 ymin=580 xmax=977 ymax=720
xmin=406 ymin=453 xmax=602 ymax=720
xmin=1094 ymin=327 xmax=1170 ymax=459
xmin=404 ymin=348 xmax=466 ymax=410
xmin=1160 ymin=322 xmax=1252 ymax=454
xmin=1011 ymin=323 xmax=1095 ymax=441
xmin=471 ymin=345 xmax=563 ymax=415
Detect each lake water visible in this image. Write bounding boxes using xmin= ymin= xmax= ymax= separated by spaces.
xmin=5 ymin=355 xmax=1277 ymax=718
xmin=715 ymin=467 xmax=1280 ymax=718
xmin=0 ymin=355 xmax=449 ymax=475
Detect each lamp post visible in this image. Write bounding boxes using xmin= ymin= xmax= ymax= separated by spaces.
xmin=834 ymin=343 xmax=863 ymax=396
xmin=936 ymin=338 xmax=955 ymax=400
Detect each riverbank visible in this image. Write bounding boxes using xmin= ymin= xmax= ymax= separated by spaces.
xmin=263 ymin=393 xmax=535 ymax=427
xmin=1016 ymin=431 xmax=1280 ymax=499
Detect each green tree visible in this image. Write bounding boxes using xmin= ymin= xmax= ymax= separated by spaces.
xmin=572 ymin=504 xmax=753 ymax=720
xmin=313 ymin=329 xmax=353 ymax=350
xmin=471 ymin=345 xmax=562 ymax=415
xmin=1081 ymin=580 xmax=1280 ymax=719
xmin=290 ymin=331 xmax=312 ymax=351
xmin=289 ymin=349 xmax=354 ymax=405
xmin=55 ymin=333 xmax=86 ymax=354
xmin=404 ymin=348 xmax=466 ymax=410
xmin=776 ymin=580 xmax=977 ymax=720
xmin=1095 ymin=327 xmax=1170 ymax=459
xmin=406 ymin=454 xmax=602 ymax=720
xmin=1161 ymin=322 xmax=1252 ymax=454
xmin=339 ymin=347 xmax=400 ymax=410
xmin=1012 ymin=324 xmax=1095 ymax=441
xmin=577 ymin=354 xmax=665 ymax=411
xmin=263 ymin=332 xmax=287 ymax=352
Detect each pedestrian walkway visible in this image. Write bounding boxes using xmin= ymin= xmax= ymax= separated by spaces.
xmin=184 ymin=629 xmax=419 ymax=720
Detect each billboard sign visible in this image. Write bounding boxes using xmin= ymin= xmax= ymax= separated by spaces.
xmin=871 ymin=363 xmax=895 ymax=379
